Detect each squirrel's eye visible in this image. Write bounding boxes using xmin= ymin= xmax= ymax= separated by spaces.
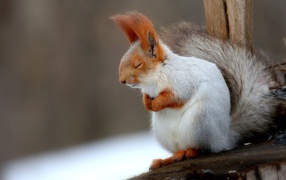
xmin=135 ymin=62 xmax=143 ymax=69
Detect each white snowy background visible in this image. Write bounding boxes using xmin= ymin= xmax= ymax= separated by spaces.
xmin=2 ymin=132 xmax=170 ymax=180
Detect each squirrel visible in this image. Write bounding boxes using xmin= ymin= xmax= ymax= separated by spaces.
xmin=111 ymin=11 xmax=286 ymax=170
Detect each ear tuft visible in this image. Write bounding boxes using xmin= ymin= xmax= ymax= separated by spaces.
xmin=111 ymin=11 xmax=158 ymax=48
xmin=111 ymin=11 xmax=164 ymax=60
xmin=110 ymin=14 xmax=139 ymax=43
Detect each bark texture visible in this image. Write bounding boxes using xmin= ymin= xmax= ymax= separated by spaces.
xmin=131 ymin=140 xmax=286 ymax=179
xmin=203 ymin=0 xmax=253 ymax=50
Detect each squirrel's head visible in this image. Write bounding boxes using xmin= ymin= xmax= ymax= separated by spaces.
xmin=111 ymin=11 xmax=165 ymax=88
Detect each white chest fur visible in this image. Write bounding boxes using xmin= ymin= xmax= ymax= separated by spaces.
xmin=147 ymin=50 xmax=232 ymax=153
xmin=151 ymin=101 xmax=198 ymax=152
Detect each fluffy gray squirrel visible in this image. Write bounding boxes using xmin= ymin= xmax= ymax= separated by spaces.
xmin=111 ymin=11 xmax=286 ymax=170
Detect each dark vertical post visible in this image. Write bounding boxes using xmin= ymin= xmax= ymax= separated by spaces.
xmin=203 ymin=0 xmax=253 ymax=51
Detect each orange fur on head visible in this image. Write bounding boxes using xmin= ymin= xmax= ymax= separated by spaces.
xmin=111 ymin=11 xmax=164 ymax=60
xmin=110 ymin=13 xmax=139 ymax=44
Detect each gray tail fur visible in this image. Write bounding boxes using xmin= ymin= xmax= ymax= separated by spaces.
xmin=160 ymin=22 xmax=286 ymax=144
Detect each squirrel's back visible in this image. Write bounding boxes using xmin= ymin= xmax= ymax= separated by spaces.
xmin=160 ymin=22 xmax=285 ymax=143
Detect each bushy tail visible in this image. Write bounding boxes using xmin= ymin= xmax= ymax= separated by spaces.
xmin=160 ymin=22 xmax=286 ymax=143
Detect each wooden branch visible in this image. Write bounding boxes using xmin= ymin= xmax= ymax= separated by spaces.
xmin=203 ymin=0 xmax=253 ymax=50
xmin=130 ymin=141 xmax=286 ymax=179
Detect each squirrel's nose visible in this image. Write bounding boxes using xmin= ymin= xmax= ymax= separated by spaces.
xmin=120 ymin=80 xmax=126 ymax=84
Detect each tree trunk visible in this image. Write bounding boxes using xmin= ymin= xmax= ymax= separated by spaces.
xmin=203 ymin=0 xmax=253 ymax=51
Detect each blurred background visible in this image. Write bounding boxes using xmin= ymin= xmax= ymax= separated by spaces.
xmin=0 ymin=0 xmax=285 ymax=179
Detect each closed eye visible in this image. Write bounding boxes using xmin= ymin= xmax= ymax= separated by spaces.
xmin=135 ymin=62 xmax=143 ymax=69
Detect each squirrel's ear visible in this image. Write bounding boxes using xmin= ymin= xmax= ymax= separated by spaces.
xmin=111 ymin=14 xmax=139 ymax=44
xmin=111 ymin=12 xmax=164 ymax=60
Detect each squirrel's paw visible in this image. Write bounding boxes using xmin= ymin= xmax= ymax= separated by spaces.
xmin=151 ymin=101 xmax=165 ymax=112
xmin=143 ymin=93 xmax=154 ymax=111
xmin=149 ymin=148 xmax=198 ymax=170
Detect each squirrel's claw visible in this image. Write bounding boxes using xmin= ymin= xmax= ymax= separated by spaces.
xmin=149 ymin=158 xmax=172 ymax=171
xmin=149 ymin=148 xmax=198 ymax=170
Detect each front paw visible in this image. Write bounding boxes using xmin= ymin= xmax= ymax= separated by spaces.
xmin=151 ymin=100 xmax=165 ymax=112
xmin=143 ymin=94 xmax=153 ymax=111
